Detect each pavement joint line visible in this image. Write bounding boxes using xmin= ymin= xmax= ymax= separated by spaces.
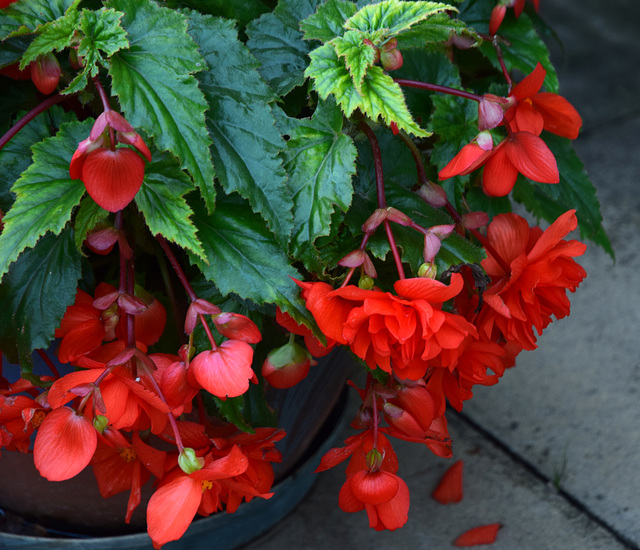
xmin=452 ymin=409 xmax=639 ymax=550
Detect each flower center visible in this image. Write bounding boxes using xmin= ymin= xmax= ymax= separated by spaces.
xmin=119 ymin=447 xmax=137 ymax=463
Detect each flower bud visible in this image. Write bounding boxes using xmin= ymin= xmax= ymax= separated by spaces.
xmin=478 ymin=96 xmax=505 ymax=131
xmin=365 ymin=447 xmax=384 ymax=472
xmin=93 ymin=414 xmax=109 ymax=434
xmin=417 ymin=261 xmax=437 ymax=279
xmin=261 ymin=340 xmax=312 ymax=389
xmin=30 ymin=53 xmax=61 ymax=95
xmin=178 ymin=447 xmax=204 ymax=474
xmin=358 ymin=274 xmax=375 ymax=290
xmin=417 ymin=182 xmax=448 ymax=208
xmin=380 ymin=45 xmax=403 ymax=71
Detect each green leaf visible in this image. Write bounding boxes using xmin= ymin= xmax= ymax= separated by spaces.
xmin=345 ymin=0 xmax=453 ymax=37
xmin=246 ymin=0 xmax=322 ymax=96
xmin=513 ymin=134 xmax=613 ymax=258
xmin=0 ymin=36 xmax=32 ymax=69
xmin=479 ymin=13 xmax=558 ymax=93
xmin=63 ymin=7 xmax=129 ymax=94
xmin=209 ymin=394 xmax=254 ymax=433
xmin=397 ymin=12 xmax=471 ymax=49
xmin=135 ymin=155 xmax=205 ymax=261
xmin=0 ymin=120 xmax=90 ymax=281
xmin=0 ymin=0 xmax=79 ymax=40
xmin=333 ymin=30 xmax=377 ymax=91
xmin=107 ymin=0 xmax=215 ymax=211
xmin=187 ymin=14 xmax=292 ymax=246
xmin=73 ymin=197 xmax=109 ymax=252
xmin=275 ymin=99 xmax=357 ymax=259
xmin=165 ymin=0 xmax=271 ymax=26
xmin=0 ymin=228 xmax=82 ymax=366
xmin=190 ymin=197 xmax=314 ymax=328
xmin=19 ymin=9 xmax=78 ymax=68
xmin=300 ymin=0 xmax=357 ymax=42
xmin=306 ymin=42 xmax=428 ymax=137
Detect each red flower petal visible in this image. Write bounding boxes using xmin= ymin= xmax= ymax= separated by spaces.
xmin=453 ymin=523 xmax=501 ymax=547
xmin=482 ymin=142 xmax=519 ymax=196
xmin=514 ymin=101 xmax=544 ymax=136
xmin=488 ymin=5 xmax=506 ymax=35
xmin=82 ymin=147 xmax=146 ymax=212
xmin=511 ymin=62 xmax=545 ymax=100
xmin=439 ymin=142 xmax=492 ymax=180
xmin=505 ymin=132 xmax=559 ymax=184
xmin=33 ymin=406 xmax=97 ymax=481
xmin=147 ymin=475 xmax=202 ymax=549
xmin=350 ymin=470 xmax=400 ymax=505
xmin=373 ymin=476 xmax=410 ymax=530
xmin=431 ymin=459 xmax=463 ymax=504
xmin=531 ymin=92 xmax=583 ymax=139
xmin=190 ymin=340 xmax=255 ymax=398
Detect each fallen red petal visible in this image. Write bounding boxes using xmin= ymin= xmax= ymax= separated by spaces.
xmin=453 ymin=523 xmax=501 ymax=547
xmin=431 ymin=459 xmax=463 ymax=504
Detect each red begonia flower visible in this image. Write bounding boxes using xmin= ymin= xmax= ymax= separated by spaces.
xmin=508 ymin=63 xmax=582 ymax=139
xmin=480 ymin=210 xmax=587 ymax=350
xmin=453 ymin=523 xmax=502 ymax=546
xmin=432 ymin=459 xmax=464 ymax=504
xmin=212 ymin=312 xmax=262 ymax=344
xmin=261 ymin=340 xmax=313 ymax=388
xmin=33 ymin=406 xmax=97 ymax=481
xmin=146 ymin=445 xmax=248 ymax=549
xmin=189 ymin=340 xmax=255 ymax=399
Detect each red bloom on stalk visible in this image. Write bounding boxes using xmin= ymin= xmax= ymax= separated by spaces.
xmin=188 ymin=340 xmax=256 ymax=399
xmin=147 ymin=445 xmax=249 ymax=549
xmin=479 ymin=210 xmax=587 ymax=350
xmin=489 ymin=0 xmax=539 ymax=35
xmin=506 ymin=62 xmax=582 ymax=139
xmin=70 ymin=110 xmax=151 ymax=212
xmin=439 ymin=130 xmax=559 ymax=197
xmin=297 ymin=274 xmax=475 ymax=380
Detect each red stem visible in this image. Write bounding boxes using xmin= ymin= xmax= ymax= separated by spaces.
xmin=358 ymin=120 xmax=405 ymax=280
xmin=157 ymin=236 xmax=198 ymax=302
xmin=36 ymin=349 xmax=60 ymax=379
xmin=0 ymin=94 xmax=70 ymax=152
xmin=394 ymin=79 xmax=482 ymax=102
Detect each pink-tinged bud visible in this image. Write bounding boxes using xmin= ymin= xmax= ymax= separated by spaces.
xmin=478 ymin=97 xmax=505 ymax=130
xmin=423 ymin=232 xmax=442 ymax=263
xmin=461 ymin=211 xmax=489 ymax=229
xmin=380 ymin=47 xmax=403 ymax=72
xmin=178 ymin=447 xmax=204 ymax=474
xmin=476 ymin=130 xmax=494 ymax=151
xmin=446 ymin=33 xmax=477 ymax=50
xmin=117 ymin=293 xmax=147 ymax=315
xmin=417 ymin=261 xmax=437 ymax=279
xmin=339 ymin=249 xmax=366 ymax=268
xmin=362 ymin=254 xmax=377 ymax=278
xmin=417 ymin=182 xmax=448 ymax=208
xmin=30 ymin=53 xmax=61 ymax=95
xmin=85 ymin=226 xmax=119 ymax=255
xmin=362 ymin=208 xmax=388 ymax=232
xmin=185 ymin=298 xmax=221 ymax=335
xmin=104 ymin=110 xmax=135 ymax=133
xmin=261 ymin=340 xmax=312 ymax=389
xmin=386 ymin=207 xmax=412 ymax=227
xmin=352 ymin=404 xmax=374 ymax=429
xmin=429 ymin=224 xmax=455 ymax=239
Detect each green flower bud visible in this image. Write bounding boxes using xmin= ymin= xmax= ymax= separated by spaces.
xmin=178 ymin=447 xmax=205 ymax=474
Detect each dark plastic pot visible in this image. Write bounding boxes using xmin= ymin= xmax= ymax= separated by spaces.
xmin=0 ymin=350 xmax=354 ymax=549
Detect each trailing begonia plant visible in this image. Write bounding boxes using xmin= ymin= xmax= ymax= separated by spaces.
xmin=0 ymin=0 xmax=610 ymax=547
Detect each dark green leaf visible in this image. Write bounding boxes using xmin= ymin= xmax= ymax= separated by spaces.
xmin=209 ymin=394 xmax=254 ymax=433
xmin=0 ymin=228 xmax=82 ymax=365
xmin=0 ymin=35 xmax=32 ymax=69
xmin=0 ymin=0 xmax=79 ymax=40
xmin=190 ymin=197 xmax=314 ymax=328
xmin=19 ymin=9 xmax=78 ymax=68
xmin=187 ymin=14 xmax=292 ymax=245
xmin=300 ymin=0 xmax=357 ymax=42
xmin=275 ymin=99 xmax=357 ymax=258
xmin=135 ymin=155 xmax=204 ymax=261
xmin=397 ymin=12 xmax=472 ymax=49
xmin=0 ymin=120 xmax=90 ymax=281
xmin=246 ymin=0 xmax=322 ymax=96
xmin=333 ymin=29 xmax=377 ymax=91
xmin=107 ymin=0 xmax=215 ymax=210
xmin=345 ymin=0 xmax=453 ymax=36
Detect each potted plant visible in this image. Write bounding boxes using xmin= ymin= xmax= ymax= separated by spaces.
xmin=0 ymin=0 xmax=610 ymax=547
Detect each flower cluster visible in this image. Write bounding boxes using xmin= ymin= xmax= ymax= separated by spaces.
xmin=0 ymin=0 xmax=602 ymax=547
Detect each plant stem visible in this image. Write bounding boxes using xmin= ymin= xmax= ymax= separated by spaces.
xmin=0 ymin=94 xmax=70 ymax=152
xmin=157 ymin=236 xmax=198 ymax=302
xmin=36 ymin=349 xmax=60 ymax=379
xmin=394 ymin=78 xmax=482 ymax=102
xmin=358 ymin=120 xmax=405 ymax=280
